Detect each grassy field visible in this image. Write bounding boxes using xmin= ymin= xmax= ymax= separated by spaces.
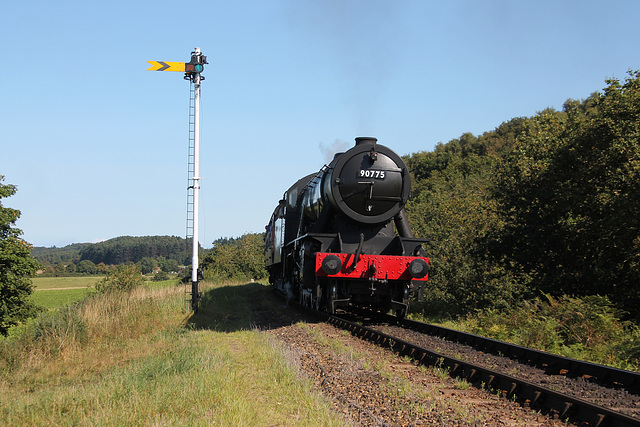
xmin=0 ymin=281 xmax=343 ymax=426
xmin=31 ymin=276 xmax=103 ymax=290
xmin=30 ymin=276 xmax=103 ymax=309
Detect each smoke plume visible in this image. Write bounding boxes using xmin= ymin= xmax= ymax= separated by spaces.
xmin=320 ymin=139 xmax=350 ymax=163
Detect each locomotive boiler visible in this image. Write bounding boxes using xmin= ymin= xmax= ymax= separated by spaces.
xmin=264 ymin=137 xmax=429 ymax=317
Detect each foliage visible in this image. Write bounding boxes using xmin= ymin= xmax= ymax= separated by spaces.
xmin=201 ymin=233 xmax=267 ymax=282
xmin=405 ymin=71 xmax=640 ymax=321
xmin=157 ymin=256 xmax=180 ymax=273
xmin=94 ymin=264 xmax=144 ymax=294
xmin=30 ymin=243 xmax=92 ymax=266
xmin=78 ymin=235 xmax=194 ymax=266
xmin=405 ymin=126 xmax=528 ymax=314
xmin=152 ymin=270 xmax=170 ymax=282
xmin=0 ymin=175 xmax=41 ymax=335
xmin=33 ymin=236 xmax=197 ymax=277
xmin=464 ymin=294 xmax=640 ymax=369
xmin=489 ymin=70 xmax=640 ymax=316
xmin=137 ymin=257 xmax=157 ymax=275
xmin=75 ymin=259 xmax=97 ymax=274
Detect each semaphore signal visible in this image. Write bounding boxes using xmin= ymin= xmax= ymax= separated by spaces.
xmin=147 ymin=48 xmax=208 ymax=312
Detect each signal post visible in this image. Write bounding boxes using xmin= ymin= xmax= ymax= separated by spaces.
xmin=148 ymin=48 xmax=208 ymax=312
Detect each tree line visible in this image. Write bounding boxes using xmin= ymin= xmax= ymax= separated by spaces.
xmin=405 ymin=70 xmax=640 ymax=320
xmin=31 ymin=235 xmax=196 ymax=275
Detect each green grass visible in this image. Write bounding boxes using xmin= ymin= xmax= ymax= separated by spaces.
xmin=30 ymin=288 xmax=92 ymax=309
xmin=29 ymin=276 xmax=103 ymax=309
xmin=31 ymin=276 xmax=103 ymax=290
xmin=1 ymin=281 xmax=343 ymax=426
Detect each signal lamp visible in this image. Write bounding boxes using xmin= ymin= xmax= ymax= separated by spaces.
xmin=185 ymin=63 xmax=204 ymax=73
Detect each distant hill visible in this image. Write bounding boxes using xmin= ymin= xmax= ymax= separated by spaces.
xmin=32 ymin=236 xmax=197 ymax=266
xmin=31 ymin=243 xmax=93 ymax=266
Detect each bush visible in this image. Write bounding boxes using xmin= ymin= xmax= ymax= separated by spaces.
xmin=152 ymin=270 xmax=170 ymax=282
xmin=466 ymin=294 xmax=640 ymax=369
xmin=95 ymin=264 xmax=143 ymax=294
xmin=201 ymin=233 xmax=267 ymax=283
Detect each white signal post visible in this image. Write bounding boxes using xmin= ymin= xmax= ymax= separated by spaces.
xmin=147 ymin=47 xmax=208 ymax=312
xmin=190 ymin=48 xmax=203 ymax=312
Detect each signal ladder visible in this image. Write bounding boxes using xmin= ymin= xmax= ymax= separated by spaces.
xmin=185 ymin=81 xmax=196 ymax=309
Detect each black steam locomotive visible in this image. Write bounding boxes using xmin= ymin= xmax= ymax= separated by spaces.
xmin=264 ymin=137 xmax=429 ymax=317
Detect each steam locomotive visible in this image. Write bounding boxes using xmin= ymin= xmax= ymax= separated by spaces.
xmin=264 ymin=137 xmax=429 ymax=317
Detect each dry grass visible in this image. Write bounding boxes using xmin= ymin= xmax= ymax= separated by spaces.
xmin=0 ymin=282 xmax=342 ymax=426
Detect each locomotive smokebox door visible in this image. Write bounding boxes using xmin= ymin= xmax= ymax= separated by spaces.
xmin=324 ymin=138 xmax=411 ymax=225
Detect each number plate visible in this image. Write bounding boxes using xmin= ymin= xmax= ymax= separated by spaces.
xmin=359 ymin=169 xmax=386 ymax=179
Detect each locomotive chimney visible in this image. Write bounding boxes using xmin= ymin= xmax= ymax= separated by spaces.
xmin=355 ymin=137 xmax=377 ymax=146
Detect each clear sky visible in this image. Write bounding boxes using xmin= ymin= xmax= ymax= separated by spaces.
xmin=2 ymin=0 xmax=639 ymax=248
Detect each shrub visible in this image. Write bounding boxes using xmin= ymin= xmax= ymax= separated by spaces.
xmin=95 ymin=264 xmax=143 ymax=294
xmin=466 ymin=294 xmax=640 ymax=369
xmin=201 ymin=233 xmax=267 ymax=283
xmin=152 ymin=270 xmax=170 ymax=282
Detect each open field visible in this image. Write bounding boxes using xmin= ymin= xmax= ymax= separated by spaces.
xmin=30 ymin=288 xmax=91 ymax=309
xmin=30 ymin=276 xmax=103 ymax=309
xmin=31 ymin=275 xmax=103 ymax=290
xmin=1 ymin=281 xmax=343 ymax=425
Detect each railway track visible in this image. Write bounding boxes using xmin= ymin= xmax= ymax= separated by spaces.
xmin=322 ymin=308 xmax=640 ymax=427
xmin=368 ymin=310 xmax=640 ymax=393
xmin=275 ymin=279 xmax=640 ymax=425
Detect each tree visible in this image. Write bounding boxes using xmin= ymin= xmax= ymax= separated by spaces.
xmin=0 ymin=175 xmax=41 ymax=335
xmin=137 ymin=257 xmax=157 ymax=275
xmin=201 ymin=233 xmax=267 ymax=281
xmin=157 ymin=257 xmax=179 ymax=273
xmin=76 ymin=259 xmax=97 ymax=275
xmin=404 ymin=135 xmax=524 ymax=314
xmin=78 ymin=235 xmax=192 ymax=265
xmin=94 ymin=264 xmax=143 ymax=294
xmin=490 ymin=71 xmax=640 ymax=317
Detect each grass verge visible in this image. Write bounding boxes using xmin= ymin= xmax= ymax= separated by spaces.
xmin=0 ymin=281 xmax=342 ymax=426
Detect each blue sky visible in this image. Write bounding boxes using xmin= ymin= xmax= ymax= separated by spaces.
xmin=2 ymin=0 xmax=639 ymax=248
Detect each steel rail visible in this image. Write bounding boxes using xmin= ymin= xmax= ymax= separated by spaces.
xmin=376 ymin=313 xmax=640 ymax=393
xmin=322 ymin=313 xmax=640 ymax=427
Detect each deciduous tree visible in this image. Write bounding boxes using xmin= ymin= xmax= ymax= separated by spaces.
xmin=0 ymin=175 xmax=40 ymax=335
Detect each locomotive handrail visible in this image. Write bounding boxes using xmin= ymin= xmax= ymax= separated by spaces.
xmin=286 ymin=232 xmax=337 ymax=247
xmin=299 ymin=164 xmax=329 ymax=195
